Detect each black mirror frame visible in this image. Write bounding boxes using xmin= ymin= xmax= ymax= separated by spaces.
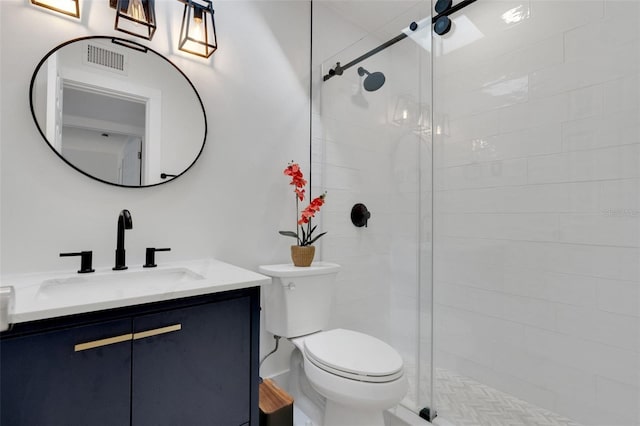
xmin=29 ymin=35 xmax=207 ymax=188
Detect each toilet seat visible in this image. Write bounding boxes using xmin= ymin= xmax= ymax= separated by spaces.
xmin=303 ymin=329 xmax=404 ymax=383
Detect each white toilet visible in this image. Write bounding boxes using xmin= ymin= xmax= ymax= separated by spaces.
xmin=258 ymin=262 xmax=407 ymax=426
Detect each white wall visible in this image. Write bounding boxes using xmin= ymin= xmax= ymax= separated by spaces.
xmin=0 ymin=0 xmax=310 ymax=377
xmin=433 ymin=1 xmax=640 ymax=425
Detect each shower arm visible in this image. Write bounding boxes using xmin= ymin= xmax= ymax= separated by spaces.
xmin=322 ymin=0 xmax=478 ymax=82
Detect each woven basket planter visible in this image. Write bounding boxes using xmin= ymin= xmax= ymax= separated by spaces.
xmin=290 ymin=245 xmax=315 ymax=267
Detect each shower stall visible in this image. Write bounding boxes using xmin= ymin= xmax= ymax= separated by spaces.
xmin=312 ymin=1 xmax=640 ymax=425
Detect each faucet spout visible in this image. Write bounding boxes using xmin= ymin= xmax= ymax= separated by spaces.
xmin=113 ymin=209 xmax=133 ymax=270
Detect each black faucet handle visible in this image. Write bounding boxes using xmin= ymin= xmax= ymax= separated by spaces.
xmin=60 ymin=251 xmax=95 ymax=274
xmin=143 ymin=248 xmax=171 ymax=268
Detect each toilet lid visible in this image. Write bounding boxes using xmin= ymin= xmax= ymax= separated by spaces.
xmin=303 ymin=329 xmax=404 ymax=383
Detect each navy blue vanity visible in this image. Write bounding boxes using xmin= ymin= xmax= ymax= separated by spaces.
xmin=0 ymin=259 xmax=268 ymax=426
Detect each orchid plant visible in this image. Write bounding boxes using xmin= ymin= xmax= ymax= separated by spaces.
xmin=279 ymin=162 xmax=327 ymax=246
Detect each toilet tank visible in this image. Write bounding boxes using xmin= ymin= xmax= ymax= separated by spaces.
xmin=258 ymin=263 xmax=340 ymax=338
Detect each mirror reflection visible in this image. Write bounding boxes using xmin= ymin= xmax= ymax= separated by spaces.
xmin=30 ymin=36 xmax=207 ymax=187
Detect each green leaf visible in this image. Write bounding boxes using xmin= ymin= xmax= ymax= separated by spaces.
xmin=279 ymin=231 xmax=298 ymax=239
xmin=300 ymin=226 xmax=307 ymax=244
xmin=307 ymin=232 xmax=327 ymax=245
xmin=309 ymin=224 xmax=317 ymax=235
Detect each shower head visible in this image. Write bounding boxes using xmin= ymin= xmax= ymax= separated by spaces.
xmin=357 ymin=67 xmax=386 ymax=92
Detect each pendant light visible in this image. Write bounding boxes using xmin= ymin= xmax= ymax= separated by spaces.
xmin=113 ymin=0 xmax=156 ymax=40
xmin=178 ymin=0 xmax=218 ymax=58
xmin=31 ymin=0 xmax=80 ymax=18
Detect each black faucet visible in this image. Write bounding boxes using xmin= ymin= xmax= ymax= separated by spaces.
xmin=113 ymin=209 xmax=133 ymax=270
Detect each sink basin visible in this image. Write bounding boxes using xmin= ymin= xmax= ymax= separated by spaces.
xmin=37 ymin=267 xmax=205 ymax=301
xmin=4 ymin=258 xmax=271 ymax=324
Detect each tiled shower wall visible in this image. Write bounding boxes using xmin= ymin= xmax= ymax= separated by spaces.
xmin=433 ymin=1 xmax=639 ymax=425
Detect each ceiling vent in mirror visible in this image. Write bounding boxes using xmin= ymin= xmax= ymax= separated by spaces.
xmin=86 ymin=44 xmax=127 ymax=72
xmin=84 ymin=43 xmax=128 ymax=75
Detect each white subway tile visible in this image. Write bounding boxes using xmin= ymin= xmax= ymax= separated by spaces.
xmin=605 ymin=0 xmax=640 ymax=20
xmin=445 ymin=109 xmax=502 ymax=143
xmin=500 ymin=93 xmax=570 ymax=133
xmin=567 ymin=181 xmax=601 ymax=212
xmin=596 ymin=278 xmax=640 ymax=318
xmin=562 ymin=108 xmax=640 ymax=152
xmin=438 ymin=281 xmax=557 ymax=330
xmin=527 ymin=153 xmax=571 ymax=184
xmin=437 ymin=260 xmax=504 ymax=293
xmin=443 ymin=124 xmax=563 ymax=168
xmin=596 ymin=376 xmax=640 ymax=425
xmin=441 ymin=33 xmax=564 ymax=97
xmin=564 ymin=11 xmax=640 ymax=63
xmin=524 ymin=326 xmax=639 ymax=387
xmin=528 ymin=144 xmax=640 ymax=184
xmin=323 ymin=164 xmax=361 ymax=190
xmin=501 ymin=268 xmax=599 ymax=308
xmin=441 ymin=158 xmax=528 ymax=190
xmin=448 ymin=76 xmax=530 ymax=120
xmin=494 ymin=345 xmax=598 ymax=405
xmin=567 ymin=84 xmax=604 ymax=121
xmin=441 ymin=212 xmax=560 ymax=242
xmin=530 ymin=39 xmax=640 ymax=100
xmin=554 ymin=391 xmax=619 ymax=426
xmin=555 ymin=304 xmax=640 ymax=351
xmin=570 ymin=144 xmax=640 ymax=181
xmin=503 ymin=241 xmax=640 ymax=282
xmin=559 ymin=213 xmax=639 ymax=247
xmin=603 ymin=73 xmax=640 ymax=114
xmin=544 ymin=272 xmax=598 ymax=308
xmin=531 ymin=1 xmax=605 ymax=35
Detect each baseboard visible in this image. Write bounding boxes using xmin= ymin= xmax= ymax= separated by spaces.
xmin=264 ymin=369 xmax=290 ymax=390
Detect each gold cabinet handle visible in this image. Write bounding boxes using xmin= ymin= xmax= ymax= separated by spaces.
xmin=74 ymin=333 xmax=133 ymax=352
xmin=133 ymin=324 xmax=182 ymax=340
xmin=73 ymin=323 xmax=181 ymax=351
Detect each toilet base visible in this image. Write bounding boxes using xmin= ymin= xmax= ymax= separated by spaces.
xmin=288 ymin=334 xmax=407 ymax=426
xmin=325 ymin=400 xmax=385 ymax=426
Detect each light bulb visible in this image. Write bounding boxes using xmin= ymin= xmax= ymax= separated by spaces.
xmin=127 ymin=0 xmax=146 ymax=22
xmin=193 ymin=6 xmax=203 ymax=24
xmin=191 ymin=7 xmax=205 ymax=42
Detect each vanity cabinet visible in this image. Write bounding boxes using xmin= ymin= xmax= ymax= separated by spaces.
xmin=1 ymin=318 xmax=132 ymax=425
xmin=0 ymin=287 xmax=259 ymax=426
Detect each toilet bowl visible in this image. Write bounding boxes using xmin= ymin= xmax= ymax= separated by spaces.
xmin=291 ymin=329 xmax=407 ymax=426
xmin=258 ymin=263 xmax=408 ymax=426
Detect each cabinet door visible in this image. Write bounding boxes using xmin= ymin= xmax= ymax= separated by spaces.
xmin=0 ymin=319 xmax=132 ymax=426
xmin=132 ymin=296 xmax=252 ymax=426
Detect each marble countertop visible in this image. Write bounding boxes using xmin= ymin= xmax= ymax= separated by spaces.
xmin=1 ymin=258 xmax=271 ymax=324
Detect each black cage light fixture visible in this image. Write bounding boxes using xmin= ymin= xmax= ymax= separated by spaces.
xmin=31 ymin=0 xmax=80 ymax=18
xmin=178 ymin=0 xmax=218 ymax=58
xmin=111 ymin=0 xmax=157 ymax=40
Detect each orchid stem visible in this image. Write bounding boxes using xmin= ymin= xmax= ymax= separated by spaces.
xmin=295 ymin=197 xmax=301 ymax=245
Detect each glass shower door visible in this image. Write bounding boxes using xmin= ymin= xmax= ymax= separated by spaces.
xmin=312 ymin=0 xmax=435 ymax=420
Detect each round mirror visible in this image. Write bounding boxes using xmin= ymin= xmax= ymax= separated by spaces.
xmin=30 ymin=36 xmax=207 ymax=187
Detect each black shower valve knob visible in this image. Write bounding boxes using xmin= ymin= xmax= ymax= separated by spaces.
xmin=351 ymin=203 xmax=371 ymax=228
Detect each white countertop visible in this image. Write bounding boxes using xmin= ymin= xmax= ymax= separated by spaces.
xmin=1 ymin=258 xmax=271 ymax=324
